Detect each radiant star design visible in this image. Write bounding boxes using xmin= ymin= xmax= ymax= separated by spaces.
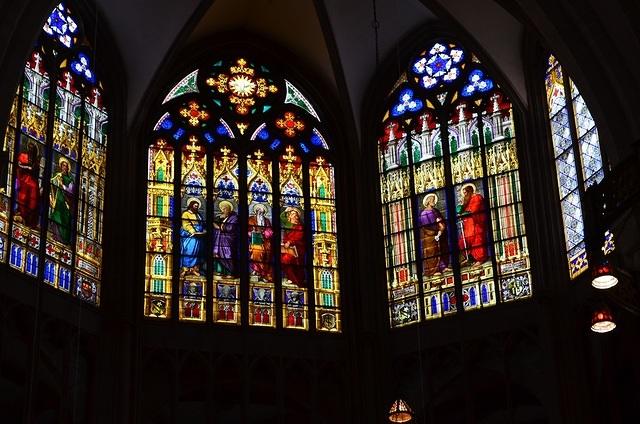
xmin=229 ymin=75 xmax=256 ymax=97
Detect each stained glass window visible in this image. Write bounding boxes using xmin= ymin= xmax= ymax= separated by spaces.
xmin=144 ymin=57 xmax=341 ymax=332
xmin=0 ymin=3 xmax=108 ymax=305
xmin=379 ymin=41 xmax=532 ymax=328
xmin=544 ymin=55 xmax=605 ymax=278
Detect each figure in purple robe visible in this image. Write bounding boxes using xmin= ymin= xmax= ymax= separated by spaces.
xmin=419 ymin=193 xmax=449 ymax=276
xmin=213 ymin=200 xmax=239 ymax=276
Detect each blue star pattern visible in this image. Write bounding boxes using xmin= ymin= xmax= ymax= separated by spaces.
xmin=412 ymin=43 xmax=464 ymax=89
xmin=42 ymin=3 xmax=78 ymax=48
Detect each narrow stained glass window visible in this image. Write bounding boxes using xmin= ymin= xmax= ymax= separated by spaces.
xmin=144 ymin=57 xmax=341 ymax=331
xmin=544 ymin=55 xmax=605 ymax=278
xmin=0 ymin=2 xmax=108 ymax=305
xmin=379 ymin=41 xmax=532 ymax=328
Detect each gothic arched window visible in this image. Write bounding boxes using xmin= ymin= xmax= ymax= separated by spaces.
xmin=0 ymin=3 xmax=108 ymax=305
xmin=544 ymin=55 xmax=605 ymax=278
xmin=144 ymin=57 xmax=341 ymax=331
xmin=378 ymin=41 xmax=532 ymax=327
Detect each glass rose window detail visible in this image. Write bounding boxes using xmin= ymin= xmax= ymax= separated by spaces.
xmin=0 ymin=2 xmax=108 ymax=305
xmin=545 ymin=55 xmax=605 ymax=278
xmin=378 ymin=41 xmax=532 ymax=328
xmin=144 ymin=56 xmax=341 ymax=332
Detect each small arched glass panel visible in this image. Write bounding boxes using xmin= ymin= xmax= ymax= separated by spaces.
xmin=378 ymin=41 xmax=532 ymax=327
xmin=144 ymin=58 xmax=341 ymax=331
xmin=0 ymin=3 xmax=108 ymax=304
xmin=544 ymin=55 xmax=605 ymax=278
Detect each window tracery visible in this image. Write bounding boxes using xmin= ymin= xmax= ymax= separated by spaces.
xmin=544 ymin=55 xmax=605 ymax=278
xmin=0 ymin=2 xmax=108 ymax=305
xmin=144 ymin=56 xmax=341 ymax=331
xmin=379 ymin=41 xmax=532 ymax=327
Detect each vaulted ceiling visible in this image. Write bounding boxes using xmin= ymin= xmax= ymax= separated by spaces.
xmin=96 ymin=0 xmax=526 ymax=132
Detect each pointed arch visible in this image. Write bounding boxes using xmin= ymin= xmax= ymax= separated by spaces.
xmin=143 ymin=54 xmax=342 ymax=332
xmin=0 ymin=2 xmax=109 ymax=305
xmin=544 ymin=54 xmax=606 ymax=278
xmin=378 ymin=40 xmax=532 ymax=327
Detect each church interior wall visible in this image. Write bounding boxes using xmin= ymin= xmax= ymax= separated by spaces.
xmin=0 ymin=0 xmax=638 ymax=422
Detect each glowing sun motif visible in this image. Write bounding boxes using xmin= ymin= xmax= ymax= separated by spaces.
xmin=207 ymin=58 xmax=278 ymax=115
xmin=229 ymin=74 xmax=256 ymax=97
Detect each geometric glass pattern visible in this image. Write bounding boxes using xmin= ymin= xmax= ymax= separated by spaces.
xmin=379 ymin=40 xmax=532 ymax=328
xmin=0 ymin=3 xmax=108 ymax=305
xmin=144 ymin=56 xmax=341 ymax=332
xmin=544 ymin=55 xmax=605 ymax=278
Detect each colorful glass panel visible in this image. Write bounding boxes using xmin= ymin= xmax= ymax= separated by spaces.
xmin=145 ymin=139 xmax=174 ymax=318
xmin=280 ymin=146 xmax=308 ymax=329
xmin=212 ymin=146 xmax=240 ymax=324
xmin=144 ymin=56 xmax=339 ymax=330
xmin=248 ymin=149 xmax=275 ymax=327
xmin=177 ymin=137 xmax=208 ymax=321
xmin=1 ymin=3 xmax=108 ymax=304
xmin=380 ymin=41 xmax=532 ymax=327
xmin=310 ymin=157 xmax=340 ymax=331
xmin=544 ymin=55 xmax=605 ymax=278
xmin=163 ymin=69 xmax=199 ymax=104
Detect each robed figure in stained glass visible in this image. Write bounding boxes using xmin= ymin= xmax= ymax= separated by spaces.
xmin=180 ymin=198 xmax=206 ymax=276
xmin=281 ymin=207 xmax=305 ymax=287
xmin=420 ymin=193 xmax=449 ymax=276
xmin=248 ymin=203 xmax=272 ymax=281
xmin=15 ymin=141 xmax=40 ymax=228
xmin=49 ymin=157 xmax=74 ymax=244
xmin=212 ymin=200 xmax=238 ymax=276
xmin=457 ymin=183 xmax=488 ymax=265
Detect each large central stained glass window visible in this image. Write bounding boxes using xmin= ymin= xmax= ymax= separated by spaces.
xmin=378 ymin=41 xmax=532 ymax=328
xmin=144 ymin=57 xmax=341 ymax=331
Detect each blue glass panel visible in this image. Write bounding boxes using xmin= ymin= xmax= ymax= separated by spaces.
xmin=560 ymin=189 xmax=584 ymax=252
xmin=550 ymin=108 xmax=572 ymax=156
xmin=391 ymin=88 xmax=423 ymax=117
xmin=578 ymin=127 xmax=604 ymax=186
xmin=481 ymin=284 xmax=489 ymax=304
xmin=555 ymin=148 xmax=578 ymax=198
xmin=70 ymin=53 xmax=96 ymax=83
xmin=461 ymin=69 xmax=493 ymax=97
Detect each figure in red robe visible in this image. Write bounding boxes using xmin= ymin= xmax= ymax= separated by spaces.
xmin=457 ymin=183 xmax=488 ymax=265
xmin=281 ymin=207 xmax=305 ymax=287
xmin=15 ymin=141 xmax=40 ymax=228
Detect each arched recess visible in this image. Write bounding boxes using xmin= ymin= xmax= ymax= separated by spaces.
xmin=0 ymin=2 xmax=116 ymax=306
xmin=142 ymin=45 xmax=343 ymax=332
xmin=373 ymin=38 xmax=533 ymax=327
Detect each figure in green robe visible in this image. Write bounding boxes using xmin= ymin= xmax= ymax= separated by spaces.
xmin=49 ymin=157 xmax=74 ymax=244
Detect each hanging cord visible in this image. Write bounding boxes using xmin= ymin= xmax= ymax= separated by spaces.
xmin=372 ymin=0 xmax=380 ymax=66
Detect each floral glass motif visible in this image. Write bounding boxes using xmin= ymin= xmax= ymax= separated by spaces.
xmin=145 ymin=56 xmax=341 ymax=331
xmin=70 ymin=53 xmax=96 ymax=83
xmin=276 ymin=112 xmax=305 ymax=137
xmin=180 ymin=101 xmax=209 ymax=127
xmin=412 ymin=42 xmax=464 ymax=89
xmin=380 ymin=40 xmax=532 ymax=328
xmin=206 ymin=58 xmax=278 ymax=115
xmin=1 ymin=3 xmax=108 ymax=305
xmin=461 ymin=69 xmax=493 ymax=97
xmin=391 ymin=88 xmax=423 ymax=117
xmin=544 ymin=54 xmax=605 ymax=278
xmin=42 ymin=3 xmax=78 ymax=48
